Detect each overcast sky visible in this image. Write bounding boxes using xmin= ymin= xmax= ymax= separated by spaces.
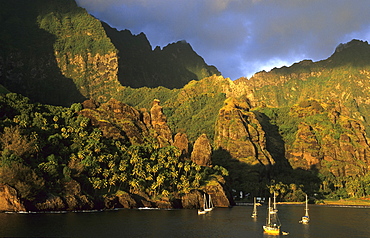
xmin=76 ymin=0 xmax=370 ymax=80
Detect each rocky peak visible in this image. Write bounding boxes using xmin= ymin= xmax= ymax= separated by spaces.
xmin=150 ymin=99 xmax=173 ymax=147
xmin=335 ymin=39 xmax=369 ymax=53
xmin=190 ymin=134 xmax=212 ymax=167
xmin=173 ymin=133 xmax=189 ymax=159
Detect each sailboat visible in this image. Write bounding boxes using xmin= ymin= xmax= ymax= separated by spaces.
xmin=198 ymin=194 xmax=208 ymax=215
xmin=299 ymin=194 xmax=310 ymax=224
xmin=263 ymin=193 xmax=281 ymax=235
xmin=251 ymin=197 xmax=257 ymax=218
xmin=205 ymin=194 xmax=214 ymax=212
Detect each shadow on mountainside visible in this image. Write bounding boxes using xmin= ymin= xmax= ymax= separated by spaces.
xmin=101 ymin=22 xmax=220 ymax=89
xmin=253 ymin=111 xmax=321 ymax=196
xmin=213 ymin=111 xmax=322 ymax=200
xmin=0 ymin=1 xmax=85 ymax=106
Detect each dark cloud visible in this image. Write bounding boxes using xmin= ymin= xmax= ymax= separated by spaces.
xmin=76 ymin=0 xmax=370 ymax=79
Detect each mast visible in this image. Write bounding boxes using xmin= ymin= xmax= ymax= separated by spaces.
xmin=253 ymin=197 xmax=257 ymax=213
xmin=204 ymin=194 xmax=207 ymax=210
xmin=267 ymin=197 xmax=271 ymax=225
xmin=252 ymin=197 xmax=257 ymax=217
xmin=305 ymin=194 xmax=309 ymax=217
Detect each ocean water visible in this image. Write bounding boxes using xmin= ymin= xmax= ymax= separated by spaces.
xmin=0 ymin=205 xmax=369 ymax=237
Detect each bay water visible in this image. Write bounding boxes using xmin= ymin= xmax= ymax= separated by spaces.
xmin=1 ymin=205 xmax=369 ymax=237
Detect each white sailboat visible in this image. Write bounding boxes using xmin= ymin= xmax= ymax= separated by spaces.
xmin=205 ymin=194 xmax=214 ymax=212
xmin=263 ymin=193 xmax=281 ymax=235
xmin=299 ymin=194 xmax=310 ymax=224
xmin=198 ymin=194 xmax=208 ymax=215
xmin=251 ymin=197 xmax=257 ymax=218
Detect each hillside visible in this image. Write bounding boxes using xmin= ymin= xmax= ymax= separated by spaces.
xmin=0 ymin=0 xmax=219 ymax=106
xmin=118 ymin=40 xmax=370 ymax=200
xmin=102 ymin=22 xmax=220 ymax=89
xmin=1 ymin=0 xmax=370 ymax=211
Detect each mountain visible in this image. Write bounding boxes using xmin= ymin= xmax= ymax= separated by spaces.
xmin=119 ymin=40 xmax=370 ymax=198
xmin=102 ymin=22 xmax=220 ymax=89
xmin=0 ymin=0 xmax=219 ymax=106
xmin=1 ymin=0 xmax=370 ymax=211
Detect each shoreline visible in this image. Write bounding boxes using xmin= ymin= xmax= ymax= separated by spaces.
xmin=277 ymin=198 xmax=370 ymax=207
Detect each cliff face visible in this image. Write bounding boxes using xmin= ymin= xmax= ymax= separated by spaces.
xmin=286 ymin=104 xmax=370 ymax=178
xmin=79 ymin=98 xmax=150 ymax=144
xmin=191 ymin=134 xmax=212 ymax=166
xmin=55 ymin=51 xmax=122 ymax=102
xmin=0 ymin=184 xmax=26 ymax=212
xmin=0 ymin=0 xmax=122 ymax=105
xmin=214 ymin=98 xmax=274 ymax=166
xmin=102 ymin=23 xmax=220 ymax=89
xmin=150 ymin=99 xmax=173 ymax=147
xmin=1 ymin=0 xmax=219 ymax=106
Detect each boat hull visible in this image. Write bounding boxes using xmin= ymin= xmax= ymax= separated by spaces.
xmin=300 ymin=216 xmax=310 ymax=223
xmin=263 ymin=225 xmax=280 ymax=235
xmin=198 ymin=210 xmax=207 ymax=215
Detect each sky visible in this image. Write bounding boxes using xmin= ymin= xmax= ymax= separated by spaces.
xmin=75 ymin=0 xmax=370 ymax=80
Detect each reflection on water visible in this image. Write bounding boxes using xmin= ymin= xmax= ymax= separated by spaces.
xmin=0 ymin=205 xmax=369 ymax=237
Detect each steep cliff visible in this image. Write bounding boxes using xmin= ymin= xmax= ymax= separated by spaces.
xmin=0 ymin=0 xmax=86 ymax=106
xmin=214 ymin=98 xmax=274 ymax=166
xmin=0 ymin=0 xmax=219 ymax=106
xmin=285 ymin=100 xmax=370 ymax=178
xmin=102 ymin=23 xmax=221 ymax=89
xmin=191 ymin=134 xmax=212 ymax=166
xmin=0 ymin=184 xmax=26 ymax=212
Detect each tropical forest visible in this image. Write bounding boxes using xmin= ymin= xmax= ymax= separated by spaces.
xmin=1 ymin=0 xmax=370 ymax=211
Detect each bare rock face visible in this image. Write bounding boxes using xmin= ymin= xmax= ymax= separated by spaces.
xmin=63 ymin=180 xmax=94 ymax=210
xmin=56 ymin=51 xmax=123 ymax=102
xmin=117 ymin=193 xmax=138 ymax=209
xmin=35 ymin=195 xmax=66 ymax=211
xmin=82 ymin=98 xmax=100 ymax=110
xmin=0 ymin=184 xmax=26 ymax=212
xmin=34 ymin=180 xmax=94 ymax=211
xmin=214 ymin=97 xmax=274 ymax=166
xmin=181 ymin=190 xmax=203 ymax=209
xmin=287 ymin=123 xmax=321 ymax=170
xmin=80 ymin=98 xmax=149 ymax=144
xmin=205 ymin=180 xmax=231 ymax=208
xmin=286 ymin=103 xmax=370 ymax=178
xmin=191 ymin=134 xmax=212 ymax=166
xmin=173 ymin=133 xmax=189 ymax=159
xmin=150 ymin=99 xmax=173 ymax=147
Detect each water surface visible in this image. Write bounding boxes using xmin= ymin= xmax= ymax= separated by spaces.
xmin=1 ymin=205 xmax=369 ymax=237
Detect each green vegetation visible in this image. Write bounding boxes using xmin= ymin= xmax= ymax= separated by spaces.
xmin=0 ymin=93 xmax=228 ymax=207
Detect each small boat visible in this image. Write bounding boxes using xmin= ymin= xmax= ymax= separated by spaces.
xmin=251 ymin=197 xmax=257 ymax=218
xmin=198 ymin=194 xmax=208 ymax=215
xmin=263 ymin=193 xmax=282 ymax=235
xmin=197 ymin=209 xmax=207 ymax=215
xmin=205 ymin=194 xmax=214 ymax=212
xmin=299 ymin=194 xmax=310 ymax=224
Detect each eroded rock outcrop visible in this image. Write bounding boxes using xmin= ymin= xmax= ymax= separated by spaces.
xmin=214 ymin=97 xmax=274 ymax=166
xmin=181 ymin=190 xmax=203 ymax=209
xmin=0 ymin=184 xmax=26 ymax=212
xmin=80 ymin=98 xmax=149 ymax=143
xmin=286 ymin=102 xmax=370 ymax=178
xmin=34 ymin=180 xmax=94 ymax=211
xmin=150 ymin=99 xmax=173 ymax=147
xmin=205 ymin=180 xmax=231 ymax=208
xmin=191 ymin=134 xmax=212 ymax=166
xmin=287 ymin=122 xmax=321 ymax=170
xmin=173 ymin=132 xmax=189 ymax=159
